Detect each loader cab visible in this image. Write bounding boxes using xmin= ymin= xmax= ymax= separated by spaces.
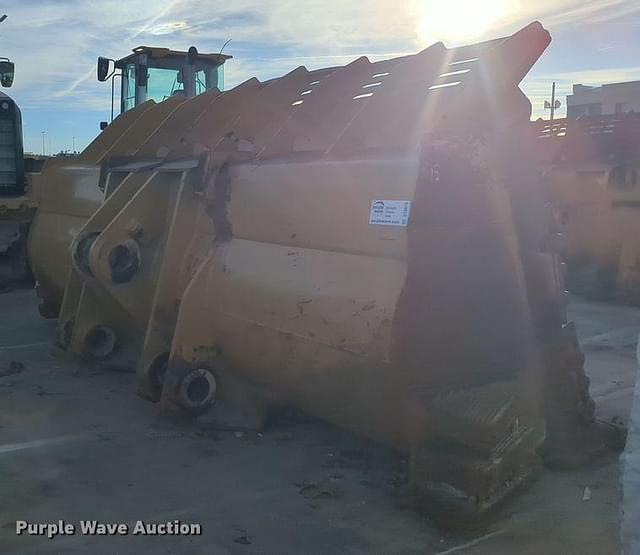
xmin=97 ymin=46 xmax=231 ymax=121
xmin=0 ymin=56 xmax=23 ymax=197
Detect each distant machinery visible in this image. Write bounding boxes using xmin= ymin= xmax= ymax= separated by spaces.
xmin=535 ymin=113 xmax=640 ymax=303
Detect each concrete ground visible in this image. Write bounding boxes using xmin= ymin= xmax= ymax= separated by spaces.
xmin=622 ymin=356 xmax=640 ymax=555
xmin=0 ymin=288 xmax=638 ymax=554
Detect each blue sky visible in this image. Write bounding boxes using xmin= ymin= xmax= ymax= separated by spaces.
xmin=1 ymin=0 xmax=639 ymax=154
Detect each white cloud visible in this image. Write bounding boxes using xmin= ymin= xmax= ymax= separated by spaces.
xmin=541 ymin=67 xmax=640 ymax=85
xmin=147 ymin=21 xmax=191 ymax=35
xmin=2 ymin=0 xmax=638 ymax=111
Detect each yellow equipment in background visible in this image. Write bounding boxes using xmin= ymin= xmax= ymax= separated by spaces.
xmin=534 ymin=115 xmax=640 ymax=303
xmin=0 ymin=89 xmax=34 ymax=288
xmin=28 ymin=22 xmax=602 ymax=514
xmin=26 ymin=44 xmax=230 ymax=308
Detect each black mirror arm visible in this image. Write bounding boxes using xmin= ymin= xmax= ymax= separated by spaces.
xmin=110 ymin=71 xmax=121 ymax=122
xmin=104 ymin=66 xmax=118 ymax=81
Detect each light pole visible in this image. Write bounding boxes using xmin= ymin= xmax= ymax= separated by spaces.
xmin=544 ymin=81 xmax=561 ymax=122
xmin=41 ymin=131 xmax=46 ymax=156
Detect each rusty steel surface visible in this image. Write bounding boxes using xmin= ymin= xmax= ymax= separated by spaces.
xmin=535 ymin=114 xmax=640 ymax=303
xmin=27 ymin=21 xmax=606 ymax=512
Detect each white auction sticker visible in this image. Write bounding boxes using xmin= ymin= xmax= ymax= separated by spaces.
xmin=369 ymin=200 xmax=411 ymax=227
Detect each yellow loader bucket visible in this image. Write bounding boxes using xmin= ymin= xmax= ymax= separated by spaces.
xmin=29 ymin=22 xmax=598 ymax=514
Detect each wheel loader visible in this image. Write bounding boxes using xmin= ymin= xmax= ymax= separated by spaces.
xmin=0 ymin=45 xmax=228 ymax=299
xmin=0 ymin=57 xmax=38 ymax=289
xmin=26 ymin=21 xmax=609 ymax=517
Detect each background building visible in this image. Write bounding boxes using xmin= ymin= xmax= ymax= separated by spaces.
xmin=567 ymin=81 xmax=640 ymax=119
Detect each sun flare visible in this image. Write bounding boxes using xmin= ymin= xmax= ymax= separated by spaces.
xmin=417 ymin=0 xmax=512 ymax=46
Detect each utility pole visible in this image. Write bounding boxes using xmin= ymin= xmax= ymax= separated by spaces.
xmin=544 ymin=81 xmax=561 ymax=122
